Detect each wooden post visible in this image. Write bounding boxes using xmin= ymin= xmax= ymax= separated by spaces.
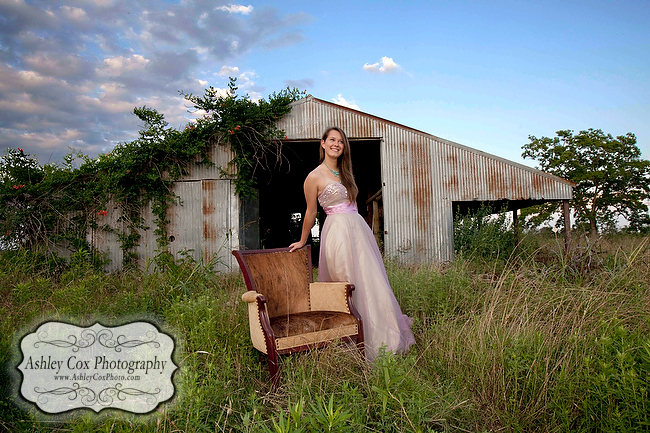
xmin=563 ymin=200 xmax=571 ymax=254
xmin=512 ymin=209 xmax=520 ymax=244
xmin=366 ymin=189 xmax=383 ymax=248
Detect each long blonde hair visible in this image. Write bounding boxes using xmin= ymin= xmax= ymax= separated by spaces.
xmin=319 ymin=127 xmax=358 ymax=203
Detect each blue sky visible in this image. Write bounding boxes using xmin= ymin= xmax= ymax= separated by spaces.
xmin=1 ymin=0 xmax=648 ymax=167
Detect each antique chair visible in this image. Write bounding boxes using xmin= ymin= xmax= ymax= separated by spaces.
xmin=232 ymin=246 xmax=364 ymax=385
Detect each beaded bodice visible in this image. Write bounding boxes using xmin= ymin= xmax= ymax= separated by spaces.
xmin=318 ymin=182 xmax=357 ymax=215
xmin=318 ymin=182 xmax=348 ymax=207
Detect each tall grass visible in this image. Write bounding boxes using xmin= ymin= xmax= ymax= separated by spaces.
xmin=1 ymin=233 xmax=649 ymax=432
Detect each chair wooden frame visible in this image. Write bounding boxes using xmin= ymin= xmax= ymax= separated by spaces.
xmin=233 ymin=246 xmax=364 ymax=386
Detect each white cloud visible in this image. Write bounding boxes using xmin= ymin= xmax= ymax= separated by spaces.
xmin=23 ymin=54 xmax=85 ymax=78
xmin=77 ymin=94 xmax=135 ymax=113
xmin=97 ymin=54 xmax=150 ymax=77
xmin=332 ymin=94 xmax=359 ymax=110
xmin=216 ymin=4 xmax=253 ymax=15
xmin=60 ymin=6 xmax=87 ymax=21
xmin=0 ymin=0 xmax=309 ymax=164
xmin=90 ymin=0 xmax=117 ymax=7
xmin=198 ymin=12 xmax=209 ymax=27
xmin=363 ymin=56 xmax=400 ymax=74
xmin=285 ymin=78 xmax=314 ymax=90
xmin=218 ymin=66 xmax=239 ymax=76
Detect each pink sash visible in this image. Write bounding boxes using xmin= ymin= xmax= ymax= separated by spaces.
xmin=324 ymin=202 xmax=357 ymax=215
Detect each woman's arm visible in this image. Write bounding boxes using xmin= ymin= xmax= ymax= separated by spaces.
xmin=289 ymin=174 xmax=319 ymax=252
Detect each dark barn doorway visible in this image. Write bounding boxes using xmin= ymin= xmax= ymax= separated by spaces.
xmin=247 ymin=138 xmax=383 ymax=264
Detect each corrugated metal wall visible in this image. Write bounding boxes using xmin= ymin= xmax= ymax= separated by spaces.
xmin=88 ymin=143 xmax=239 ymax=272
xmin=277 ymin=96 xmax=573 ymax=263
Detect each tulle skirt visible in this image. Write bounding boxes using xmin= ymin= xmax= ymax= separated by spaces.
xmin=318 ymin=212 xmax=415 ymax=360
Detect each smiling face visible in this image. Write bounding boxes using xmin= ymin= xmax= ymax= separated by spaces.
xmin=321 ymin=129 xmax=345 ymax=161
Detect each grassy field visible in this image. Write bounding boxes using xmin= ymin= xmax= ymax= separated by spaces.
xmin=1 ymin=233 xmax=649 ymax=432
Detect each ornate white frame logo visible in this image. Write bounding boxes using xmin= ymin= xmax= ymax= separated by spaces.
xmin=18 ymin=322 xmax=177 ymax=414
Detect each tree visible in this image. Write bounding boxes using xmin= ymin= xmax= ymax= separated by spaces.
xmin=522 ymin=129 xmax=650 ymax=238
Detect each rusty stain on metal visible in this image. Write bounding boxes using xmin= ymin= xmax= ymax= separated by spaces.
xmin=446 ymin=152 xmax=459 ymax=192
xmin=202 ymin=180 xmax=215 ymax=215
xmin=411 ymin=136 xmax=433 ymax=252
xmin=202 ymin=180 xmax=217 ymax=241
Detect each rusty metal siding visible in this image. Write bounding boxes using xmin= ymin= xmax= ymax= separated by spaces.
xmin=135 ymin=200 xmax=157 ymax=269
xmin=167 ymin=181 xmax=200 ymax=261
xmin=164 ymin=178 xmax=238 ymax=271
xmin=88 ymin=197 xmax=122 ymax=273
xmin=178 ymin=142 xmax=235 ymax=181
xmin=277 ymin=96 xmax=573 ymax=264
xmin=88 ymin=177 xmax=238 ymax=272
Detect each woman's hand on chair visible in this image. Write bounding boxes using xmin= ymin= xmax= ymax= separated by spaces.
xmin=289 ymin=241 xmax=305 ymax=252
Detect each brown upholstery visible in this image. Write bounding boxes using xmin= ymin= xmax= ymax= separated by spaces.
xmin=233 ymin=246 xmax=364 ymax=386
xmin=237 ymin=248 xmax=311 ymax=318
xmin=270 ymin=311 xmax=358 ymax=338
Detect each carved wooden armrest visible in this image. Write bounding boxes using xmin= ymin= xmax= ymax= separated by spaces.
xmin=241 ymin=291 xmax=273 ymax=354
xmin=242 ymin=290 xmax=261 ymax=303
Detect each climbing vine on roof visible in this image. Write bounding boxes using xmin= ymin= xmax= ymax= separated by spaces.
xmin=0 ymin=78 xmax=304 ymax=266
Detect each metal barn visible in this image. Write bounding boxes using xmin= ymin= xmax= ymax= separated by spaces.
xmin=90 ymin=96 xmax=573 ymax=272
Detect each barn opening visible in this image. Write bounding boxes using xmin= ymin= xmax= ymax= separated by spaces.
xmin=240 ymin=138 xmax=383 ymax=263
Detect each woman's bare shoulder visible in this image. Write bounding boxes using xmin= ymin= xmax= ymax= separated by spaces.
xmin=305 ymin=165 xmax=326 ymax=184
xmin=304 ymin=165 xmax=329 ymax=194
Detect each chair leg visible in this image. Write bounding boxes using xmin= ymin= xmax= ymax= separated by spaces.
xmin=267 ymin=348 xmax=280 ymax=388
xmin=357 ymin=321 xmax=366 ymax=360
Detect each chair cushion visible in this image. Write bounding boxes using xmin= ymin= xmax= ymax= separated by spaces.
xmin=270 ymin=311 xmax=358 ymax=338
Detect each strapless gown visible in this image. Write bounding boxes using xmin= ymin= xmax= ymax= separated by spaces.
xmin=317 ymin=182 xmax=415 ymax=360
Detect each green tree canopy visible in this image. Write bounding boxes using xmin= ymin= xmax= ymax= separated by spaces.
xmin=522 ymin=129 xmax=650 ymax=237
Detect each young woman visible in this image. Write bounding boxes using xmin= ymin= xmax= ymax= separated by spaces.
xmin=289 ymin=127 xmax=415 ymax=360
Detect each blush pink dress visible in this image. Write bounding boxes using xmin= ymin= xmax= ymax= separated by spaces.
xmin=317 ymin=182 xmax=415 ymax=360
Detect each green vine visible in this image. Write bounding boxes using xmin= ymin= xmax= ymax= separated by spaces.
xmin=181 ymin=78 xmax=304 ymax=197
xmin=0 ymin=78 xmax=303 ymax=266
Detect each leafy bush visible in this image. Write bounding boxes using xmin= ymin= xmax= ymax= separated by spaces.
xmin=554 ymin=325 xmax=650 ymax=432
xmin=454 ymin=205 xmax=517 ymax=261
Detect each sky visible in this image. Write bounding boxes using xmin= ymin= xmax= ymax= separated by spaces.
xmin=1 ymin=0 xmax=648 ymax=168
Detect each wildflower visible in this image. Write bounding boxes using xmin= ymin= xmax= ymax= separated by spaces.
xmin=97 ymin=210 xmax=108 ymax=216
xmin=284 ymin=136 xmax=288 ymax=140
xmin=234 ymin=125 xmax=240 ymax=131
xmin=13 ymin=184 xmax=25 ymax=189
xmin=228 ymin=130 xmax=233 ymax=135
xmin=18 ymin=148 xmax=23 ymax=153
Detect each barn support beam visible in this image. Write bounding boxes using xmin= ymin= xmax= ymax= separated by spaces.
xmin=563 ymin=200 xmax=572 ymax=254
xmin=512 ymin=209 xmax=520 ymax=245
